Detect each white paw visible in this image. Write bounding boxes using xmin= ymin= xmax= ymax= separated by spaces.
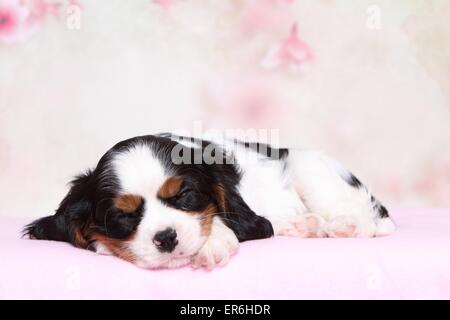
xmin=277 ymin=213 xmax=326 ymax=238
xmin=325 ymin=215 xmax=360 ymax=238
xmin=191 ymin=220 xmax=239 ymax=270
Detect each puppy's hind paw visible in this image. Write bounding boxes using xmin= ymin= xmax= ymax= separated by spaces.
xmin=325 ymin=216 xmax=360 ymax=238
xmin=277 ymin=213 xmax=326 ymax=238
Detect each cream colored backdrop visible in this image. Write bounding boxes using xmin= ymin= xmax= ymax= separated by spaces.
xmin=1 ymin=0 xmax=449 ymax=218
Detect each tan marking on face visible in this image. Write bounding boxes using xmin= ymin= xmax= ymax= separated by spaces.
xmin=91 ymin=233 xmax=137 ymax=263
xmin=114 ymin=194 xmax=143 ymax=214
xmin=194 ymin=184 xmax=227 ymax=236
xmin=212 ymin=184 xmax=226 ymax=211
xmin=198 ymin=204 xmax=215 ymax=236
xmin=158 ymin=176 xmax=183 ymax=199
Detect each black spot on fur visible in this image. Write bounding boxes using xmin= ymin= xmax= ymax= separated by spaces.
xmin=371 ymin=195 xmax=389 ymax=219
xmin=234 ymin=140 xmax=289 ymax=160
xmin=339 ymin=169 xmax=390 ymax=220
xmin=346 ymin=173 xmax=363 ymax=188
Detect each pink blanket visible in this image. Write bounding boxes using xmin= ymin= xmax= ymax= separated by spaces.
xmin=1 ymin=208 xmax=449 ymax=299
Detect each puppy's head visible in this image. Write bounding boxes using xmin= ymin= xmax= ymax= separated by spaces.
xmin=24 ymin=135 xmax=273 ymax=268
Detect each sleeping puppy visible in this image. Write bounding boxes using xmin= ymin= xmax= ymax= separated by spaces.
xmin=24 ymin=133 xmax=395 ymax=269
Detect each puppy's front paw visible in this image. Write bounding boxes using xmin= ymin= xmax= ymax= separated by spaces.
xmin=191 ymin=220 xmax=239 ymax=270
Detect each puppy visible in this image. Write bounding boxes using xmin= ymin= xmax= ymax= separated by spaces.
xmin=24 ymin=133 xmax=395 ymax=269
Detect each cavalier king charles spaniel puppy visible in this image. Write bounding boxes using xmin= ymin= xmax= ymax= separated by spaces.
xmin=24 ymin=133 xmax=395 ymax=269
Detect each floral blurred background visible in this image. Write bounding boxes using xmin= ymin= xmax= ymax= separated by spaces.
xmin=0 ymin=0 xmax=449 ymax=218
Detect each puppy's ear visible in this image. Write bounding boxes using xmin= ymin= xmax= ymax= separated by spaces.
xmin=213 ymin=184 xmax=274 ymax=242
xmin=23 ymin=170 xmax=95 ymax=248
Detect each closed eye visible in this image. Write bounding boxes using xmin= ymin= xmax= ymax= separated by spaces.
xmin=157 ymin=183 xmax=209 ymax=212
xmin=176 ymin=188 xmax=194 ymax=199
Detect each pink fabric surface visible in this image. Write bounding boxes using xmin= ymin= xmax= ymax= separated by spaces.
xmin=1 ymin=208 xmax=450 ymax=299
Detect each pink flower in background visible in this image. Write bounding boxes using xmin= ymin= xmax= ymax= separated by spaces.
xmin=27 ymin=0 xmax=61 ymax=23
xmin=262 ymin=23 xmax=313 ymax=70
xmin=277 ymin=0 xmax=294 ymax=3
xmin=0 ymin=0 xmax=29 ymax=43
xmin=0 ymin=0 xmax=70 ymax=44
xmin=240 ymin=0 xmax=294 ymax=35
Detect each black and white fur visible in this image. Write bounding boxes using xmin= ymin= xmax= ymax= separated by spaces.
xmin=24 ymin=133 xmax=395 ymax=269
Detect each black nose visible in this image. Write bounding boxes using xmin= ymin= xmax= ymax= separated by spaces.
xmin=152 ymin=228 xmax=178 ymax=253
